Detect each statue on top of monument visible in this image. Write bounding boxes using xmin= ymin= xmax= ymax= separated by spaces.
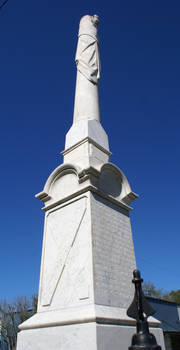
xmin=75 ymin=15 xmax=100 ymax=85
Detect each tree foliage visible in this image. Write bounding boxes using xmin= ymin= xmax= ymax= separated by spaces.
xmin=143 ymin=282 xmax=163 ymax=298
xmin=143 ymin=282 xmax=180 ymax=304
xmin=162 ymin=289 xmax=180 ymax=303
xmin=0 ymin=295 xmax=38 ymax=350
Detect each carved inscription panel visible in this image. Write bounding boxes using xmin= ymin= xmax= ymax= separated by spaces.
xmin=40 ymin=197 xmax=87 ymax=307
xmin=91 ymin=193 xmax=136 ymax=308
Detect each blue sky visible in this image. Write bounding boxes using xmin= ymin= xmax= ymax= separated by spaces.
xmin=0 ymin=0 xmax=179 ymax=301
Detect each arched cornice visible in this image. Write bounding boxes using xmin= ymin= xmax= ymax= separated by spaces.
xmin=35 ymin=163 xmax=82 ymax=203
xmin=100 ymin=163 xmax=138 ymax=205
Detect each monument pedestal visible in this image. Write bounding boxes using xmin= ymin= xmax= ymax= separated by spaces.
xmin=17 ymin=322 xmax=165 ymax=350
xmin=17 ymin=162 xmax=164 ymax=350
xmin=17 ymin=300 xmax=165 ymax=350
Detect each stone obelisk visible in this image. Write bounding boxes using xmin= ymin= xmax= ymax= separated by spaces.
xmin=16 ymin=15 xmax=165 ymax=350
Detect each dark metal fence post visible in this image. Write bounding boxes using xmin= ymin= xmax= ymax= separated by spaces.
xmin=127 ymin=269 xmax=162 ymax=350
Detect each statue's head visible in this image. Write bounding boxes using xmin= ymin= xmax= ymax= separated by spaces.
xmin=91 ymin=15 xmax=99 ymax=27
xmin=78 ymin=14 xmax=99 ymax=37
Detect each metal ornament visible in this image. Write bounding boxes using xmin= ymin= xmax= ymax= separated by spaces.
xmin=127 ymin=269 xmax=162 ymax=350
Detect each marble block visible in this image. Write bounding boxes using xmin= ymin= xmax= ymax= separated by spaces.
xmin=64 ymin=119 xmax=110 ymax=154
xmin=17 ymin=321 xmax=165 ymax=350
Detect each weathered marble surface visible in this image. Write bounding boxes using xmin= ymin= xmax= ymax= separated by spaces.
xmin=73 ymin=15 xmax=100 ymax=124
xmin=16 ymin=14 xmax=165 ymax=350
xmin=17 ymin=322 xmax=165 ymax=350
xmin=19 ymin=304 xmax=161 ymax=330
xmin=75 ymin=15 xmax=100 ymax=85
xmin=36 ymin=190 xmax=137 ymax=314
xmin=66 ymin=14 xmax=109 ymax=155
xmin=91 ymin=193 xmax=136 ymax=308
xmin=39 ymin=197 xmax=89 ymax=308
xmin=65 ymin=119 xmax=110 ymax=155
xmin=35 ymin=162 xmax=138 ymax=210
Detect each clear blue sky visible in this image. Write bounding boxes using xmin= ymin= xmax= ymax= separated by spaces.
xmin=0 ymin=0 xmax=179 ymax=301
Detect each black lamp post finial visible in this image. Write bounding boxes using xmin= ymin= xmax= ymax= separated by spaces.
xmin=127 ymin=269 xmax=162 ymax=350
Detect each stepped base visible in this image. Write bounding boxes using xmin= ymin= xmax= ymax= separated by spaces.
xmin=17 ymin=321 xmax=165 ymax=350
xmin=16 ymin=305 xmax=165 ymax=350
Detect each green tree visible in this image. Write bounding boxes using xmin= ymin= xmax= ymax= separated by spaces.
xmin=143 ymin=281 xmax=163 ymax=298
xmin=143 ymin=281 xmax=180 ymax=304
xmin=162 ymin=289 xmax=180 ymax=303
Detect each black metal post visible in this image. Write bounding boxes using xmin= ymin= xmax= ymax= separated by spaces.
xmin=127 ymin=269 xmax=162 ymax=350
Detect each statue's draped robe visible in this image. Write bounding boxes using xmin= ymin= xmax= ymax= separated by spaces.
xmin=75 ymin=34 xmax=100 ymax=85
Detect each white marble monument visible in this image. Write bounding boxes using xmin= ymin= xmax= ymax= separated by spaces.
xmin=16 ymin=15 xmax=165 ymax=350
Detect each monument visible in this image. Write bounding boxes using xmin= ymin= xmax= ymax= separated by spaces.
xmin=16 ymin=15 xmax=165 ymax=350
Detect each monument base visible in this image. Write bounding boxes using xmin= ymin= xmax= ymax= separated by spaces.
xmin=17 ymin=322 xmax=165 ymax=350
xmin=16 ymin=305 xmax=165 ymax=350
